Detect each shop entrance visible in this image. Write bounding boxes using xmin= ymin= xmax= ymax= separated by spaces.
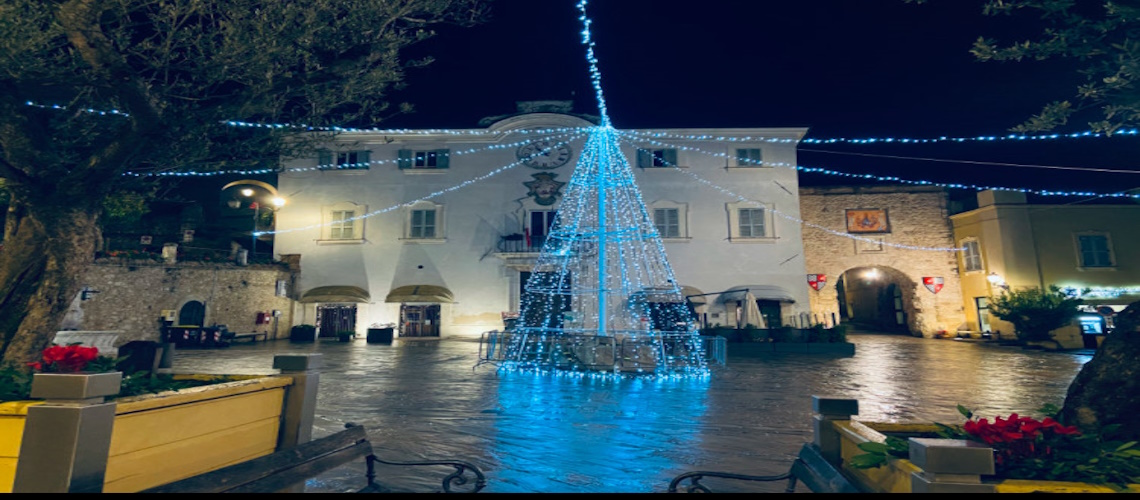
xmin=317 ymin=304 xmax=357 ymax=338
xmin=401 ymin=304 xmax=441 ymax=337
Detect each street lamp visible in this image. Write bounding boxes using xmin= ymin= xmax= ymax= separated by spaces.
xmin=241 ymin=189 xmax=258 ymax=256
xmin=238 ymin=189 xmax=284 ymax=258
xmin=987 ymin=272 xmax=1010 ymax=291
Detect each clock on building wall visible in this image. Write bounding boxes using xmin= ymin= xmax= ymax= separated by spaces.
xmin=517 ymin=139 xmax=572 ymax=169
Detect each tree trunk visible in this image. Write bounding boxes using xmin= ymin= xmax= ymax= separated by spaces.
xmin=1060 ymin=322 xmax=1140 ymax=441
xmin=0 ymin=207 xmax=99 ymax=367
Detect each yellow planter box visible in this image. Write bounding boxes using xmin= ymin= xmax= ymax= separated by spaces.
xmin=833 ymin=420 xmax=1140 ymax=494
xmin=0 ymin=374 xmax=293 ymax=493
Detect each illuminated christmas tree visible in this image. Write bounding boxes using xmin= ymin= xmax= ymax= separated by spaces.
xmin=498 ymin=128 xmax=709 ymax=378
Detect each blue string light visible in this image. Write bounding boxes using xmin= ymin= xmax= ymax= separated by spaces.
xmin=614 ymin=135 xmax=965 ymax=253
xmin=496 ymin=127 xmax=710 ymax=378
xmin=25 ymin=100 xmax=586 ymax=137
xmin=1060 ymin=286 xmax=1140 ymax=299
xmin=577 ymin=0 xmax=612 ymax=127
xmin=629 ymin=128 xmax=1140 ymax=145
xmin=24 ymin=100 xmax=1140 ymax=146
xmin=619 ymin=131 xmax=1140 ymax=200
xmin=125 ymin=131 xmax=585 ymax=177
xmin=261 ymin=134 xmax=587 ymax=236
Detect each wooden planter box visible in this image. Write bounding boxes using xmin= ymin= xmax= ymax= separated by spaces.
xmin=814 ymin=400 xmax=1140 ymax=493
xmin=1 ymin=374 xmax=297 ymax=493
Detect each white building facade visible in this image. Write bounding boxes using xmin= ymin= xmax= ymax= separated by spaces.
xmin=274 ymin=109 xmax=812 ymax=339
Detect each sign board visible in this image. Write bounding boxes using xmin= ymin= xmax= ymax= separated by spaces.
xmin=140 ymin=235 xmax=153 ymax=245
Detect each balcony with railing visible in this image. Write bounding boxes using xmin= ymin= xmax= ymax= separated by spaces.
xmin=492 ymin=233 xmax=546 ymax=270
xmin=495 ymin=233 xmax=546 ymax=254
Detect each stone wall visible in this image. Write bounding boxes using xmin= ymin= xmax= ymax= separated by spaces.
xmin=799 ymin=186 xmax=965 ymax=337
xmin=65 ymin=259 xmax=298 ymax=345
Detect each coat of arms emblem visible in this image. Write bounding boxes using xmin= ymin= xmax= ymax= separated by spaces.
xmin=923 ymin=276 xmax=944 ymax=294
xmin=807 ymin=274 xmax=827 ymax=291
xmin=524 ymin=173 xmax=566 ymax=206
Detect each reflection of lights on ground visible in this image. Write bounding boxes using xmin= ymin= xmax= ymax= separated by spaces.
xmin=172 ymin=336 xmax=1090 ymax=493
xmin=491 ymin=370 xmax=710 ymax=493
xmin=496 ymin=363 xmax=710 ymax=381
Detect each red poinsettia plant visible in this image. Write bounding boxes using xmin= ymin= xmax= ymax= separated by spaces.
xmin=958 ymin=410 xmax=1081 ymax=470
xmin=27 ymin=344 xmax=117 ymax=374
xmin=852 ymin=404 xmax=1140 ymax=489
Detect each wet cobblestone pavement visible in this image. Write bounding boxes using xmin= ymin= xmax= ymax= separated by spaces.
xmin=170 ymin=334 xmax=1091 ymax=493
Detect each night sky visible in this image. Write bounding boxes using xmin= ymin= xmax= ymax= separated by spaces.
xmin=384 ymin=0 xmax=1140 ymax=201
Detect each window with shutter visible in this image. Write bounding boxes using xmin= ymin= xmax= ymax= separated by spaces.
xmin=962 ymin=240 xmax=983 ymax=272
xmin=399 ymin=149 xmax=451 ymax=170
xmin=335 ymin=150 xmax=370 ymax=170
xmin=738 ymin=208 xmax=766 ymax=238
xmin=330 ymin=210 xmax=356 ymax=239
xmin=410 ymin=209 xmax=437 ymax=239
xmin=1077 ymin=234 xmax=1114 ymax=267
xmin=654 ymin=208 xmax=680 ymax=238
xmin=397 ymin=149 xmax=412 ymax=169
xmin=638 ymin=148 xmax=677 ymax=168
xmin=734 ymin=148 xmax=763 ymax=167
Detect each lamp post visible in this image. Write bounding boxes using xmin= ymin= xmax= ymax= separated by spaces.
xmin=239 ymin=189 xmax=285 ymax=259
xmin=241 ymin=189 xmax=257 ymax=256
xmin=987 ymin=272 xmax=1010 ymax=291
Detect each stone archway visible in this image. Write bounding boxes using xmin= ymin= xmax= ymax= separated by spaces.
xmin=836 ymin=266 xmax=919 ymax=335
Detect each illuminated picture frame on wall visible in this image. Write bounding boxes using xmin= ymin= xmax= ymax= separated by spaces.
xmin=845 ymin=208 xmax=890 ymax=234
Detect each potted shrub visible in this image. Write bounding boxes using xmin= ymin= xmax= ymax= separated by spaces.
xmin=289 ymin=324 xmax=316 ymax=343
xmin=842 ymin=403 xmax=1140 ymax=492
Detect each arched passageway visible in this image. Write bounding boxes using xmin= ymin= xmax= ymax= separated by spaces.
xmin=836 ymin=266 xmax=917 ymax=334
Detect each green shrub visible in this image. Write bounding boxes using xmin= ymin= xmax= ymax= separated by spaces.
xmin=770 ymin=326 xmax=797 ymax=343
xmin=747 ymin=328 xmax=769 ymax=343
xmin=290 ymin=324 xmax=317 ymax=342
xmin=807 ymin=323 xmax=849 ymax=343
xmin=831 ymin=324 xmax=848 ymax=343
xmin=0 ymin=365 xmax=31 ymax=402
xmin=989 ymin=285 xmax=1083 ymax=341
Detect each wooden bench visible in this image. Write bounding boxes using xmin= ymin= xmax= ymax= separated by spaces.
xmin=141 ymin=424 xmax=487 ymax=493
xmin=230 ymin=331 xmax=268 ymax=343
xmin=668 ymin=443 xmax=860 ymax=493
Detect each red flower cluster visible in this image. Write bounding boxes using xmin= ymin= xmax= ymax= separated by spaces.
xmin=28 ymin=344 xmax=101 ymax=373
xmin=963 ymin=413 xmax=1081 ymax=467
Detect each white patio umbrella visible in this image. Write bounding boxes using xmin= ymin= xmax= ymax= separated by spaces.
xmin=742 ymin=291 xmax=766 ymax=329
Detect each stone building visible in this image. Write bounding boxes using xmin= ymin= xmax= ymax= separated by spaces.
xmin=62 ymin=255 xmax=298 ymax=344
xmin=799 ymin=185 xmax=965 ymax=337
xmin=272 ymin=102 xmax=816 ymax=339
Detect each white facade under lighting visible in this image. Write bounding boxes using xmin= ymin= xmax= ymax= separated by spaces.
xmin=273 ymin=110 xmax=811 ymax=338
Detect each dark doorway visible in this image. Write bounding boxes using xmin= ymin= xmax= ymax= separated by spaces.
xmin=975 ymin=297 xmax=992 ymax=333
xmin=317 ymin=304 xmax=357 ymax=338
xmin=840 ymin=267 xmax=911 ymax=334
xmin=178 ymin=301 xmax=206 ymax=326
xmin=400 ymin=304 xmax=441 ymax=337
xmin=887 ymin=284 xmax=906 ymax=330
xmin=757 ymin=300 xmax=783 ymax=328
xmin=528 ymin=210 xmax=557 ymax=249
xmin=836 ymin=276 xmax=849 ymax=321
